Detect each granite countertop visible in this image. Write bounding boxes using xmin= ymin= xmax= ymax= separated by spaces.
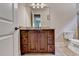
xmin=20 ymin=27 xmax=54 ymax=30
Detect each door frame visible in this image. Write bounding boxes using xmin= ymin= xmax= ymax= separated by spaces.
xmin=13 ymin=3 xmax=21 ymax=56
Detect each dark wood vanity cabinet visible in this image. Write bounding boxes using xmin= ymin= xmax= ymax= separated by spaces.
xmin=20 ymin=29 xmax=55 ymax=55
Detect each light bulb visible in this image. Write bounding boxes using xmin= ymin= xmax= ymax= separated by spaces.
xmin=41 ymin=6 xmax=44 ymax=8
xmin=37 ymin=6 xmax=39 ymax=8
xmin=33 ymin=6 xmax=35 ymax=8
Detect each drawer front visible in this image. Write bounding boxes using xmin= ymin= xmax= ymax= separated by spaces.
xmin=48 ymin=31 xmax=54 ymax=45
xmin=21 ymin=31 xmax=28 ymax=37
xmin=48 ymin=45 xmax=55 ymax=52
xmin=21 ymin=44 xmax=28 ymax=53
xmin=48 ymin=38 xmax=54 ymax=45
xmin=22 ymin=38 xmax=28 ymax=44
xmin=21 ymin=35 xmax=28 ymax=38
xmin=48 ymin=31 xmax=54 ymax=38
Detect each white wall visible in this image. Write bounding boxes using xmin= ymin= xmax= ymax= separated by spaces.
xmin=18 ymin=4 xmax=31 ymax=27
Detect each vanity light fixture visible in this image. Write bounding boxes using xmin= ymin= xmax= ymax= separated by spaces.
xmin=31 ymin=3 xmax=46 ymax=8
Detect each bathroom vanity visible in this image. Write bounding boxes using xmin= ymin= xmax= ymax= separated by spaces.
xmin=20 ymin=27 xmax=55 ymax=55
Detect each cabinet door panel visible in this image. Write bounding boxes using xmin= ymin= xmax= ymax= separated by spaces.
xmin=28 ymin=31 xmax=38 ymax=52
xmin=38 ymin=31 xmax=48 ymax=52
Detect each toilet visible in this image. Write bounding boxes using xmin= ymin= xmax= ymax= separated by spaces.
xmin=63 ymin=31 xmax=79 ymax=55
xmin=63 ymin=31 xmax=74 ymax=40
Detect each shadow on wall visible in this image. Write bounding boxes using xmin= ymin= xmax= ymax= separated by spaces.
xmin=56 ymin=17 xmax=77 ymax=42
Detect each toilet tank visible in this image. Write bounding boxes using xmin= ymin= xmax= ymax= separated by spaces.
xmin=63 ymin=31 xmax=74 ymax=40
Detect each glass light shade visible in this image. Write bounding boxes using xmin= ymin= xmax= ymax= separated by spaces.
xmin=33 ymin=6 xmax=35 ymax=8
xmin=37 ymin=6 xmax=39 ymax=8
xmin=41 ymin=6 xmax=44 ymax=8
xmin=31 ymin=3 xmax=46 ymax=8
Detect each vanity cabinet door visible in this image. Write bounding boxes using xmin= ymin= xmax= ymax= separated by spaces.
xmin=28 ymin=31 xmax=38 ymax=52
xmin=38 ymin=31 xmax=48 ymax=52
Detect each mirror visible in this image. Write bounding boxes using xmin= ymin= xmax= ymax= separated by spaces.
xmin=31 ymin=7 xmax=50 ymax=28
xmin=33 ymin=14 xmax=41 ymax=28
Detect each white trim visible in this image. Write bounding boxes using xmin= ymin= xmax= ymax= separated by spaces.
xmin=0 ymin=19 xmax=13 ymax=24
xmin=0 ymin=35 xmax=13 ymax=41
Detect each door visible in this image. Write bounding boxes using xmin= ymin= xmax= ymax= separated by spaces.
xmin=28 ymin=31 xmax=38 ymax=52
xmin=0 ymin=3 xmax=16 ymax=56
xmin=38 ymin=31 xmax=48 ymax=52
xmin=28 ymin=30 xmax=48 ymax=53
